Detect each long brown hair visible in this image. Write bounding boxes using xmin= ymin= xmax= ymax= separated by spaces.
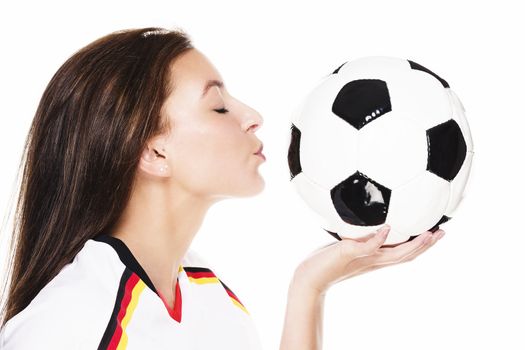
xmin=0 ymin=27 xmax=193 ymax=326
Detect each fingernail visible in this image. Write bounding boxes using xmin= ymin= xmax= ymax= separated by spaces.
xmin=437 ymin=231 xmax=446 ymax=239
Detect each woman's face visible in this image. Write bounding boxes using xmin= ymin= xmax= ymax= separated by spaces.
xmin=150 ymin=48 xmax=265 ymax=199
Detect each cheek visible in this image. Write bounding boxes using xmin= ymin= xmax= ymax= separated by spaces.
xmin=169 ymin=126 xmax=248 ymax=191
xmin=205 ymin=134 xmax=249 ymax=181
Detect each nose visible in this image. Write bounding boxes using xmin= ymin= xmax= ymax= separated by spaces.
xmin=242 ymin=108 xmax=264 ymax=133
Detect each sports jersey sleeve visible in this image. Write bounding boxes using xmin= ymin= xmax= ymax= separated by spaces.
xmin=0 ymin=316 xmax=94 ymax=350
xmin=0 ymin=279 xmax=115 ymax=349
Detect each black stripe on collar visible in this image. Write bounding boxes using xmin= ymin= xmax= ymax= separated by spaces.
xmin=93 ymin=233 xmax=158 ymax=295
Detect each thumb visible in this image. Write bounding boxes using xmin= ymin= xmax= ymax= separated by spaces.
xmin=339 ymin=225 xmax=390 ymax=258
xmin=359 ymin=225 xmax=390 ymax=253
xmin=348 ymin=233 xmax=375 ymax=243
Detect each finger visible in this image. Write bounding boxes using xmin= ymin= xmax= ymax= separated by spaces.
xmin=341 ymin=225 xmax=391 ymax=258
xmin=400 ymin=229 xmax=446 ymax=263
xmin=342 ymin=229 xmax=446 ymax=278
xmin=341 ymin=231 xmax=377 ymax=242
xmin=348 ymin=229 xmax=446 ymax=276
xmin=349 ymin=233 xmax=376 ymax=243
xmin=373 ymin=230 xmax=436 ymax=264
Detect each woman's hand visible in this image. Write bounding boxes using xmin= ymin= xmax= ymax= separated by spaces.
xmin=280 ymin=226 xmax=445 ymax=350
xmin=291 ymin=225 xmax=446 ymax=296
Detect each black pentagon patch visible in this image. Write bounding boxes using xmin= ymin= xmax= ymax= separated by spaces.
xmin=331 ymin=61 xmax=347 ymax=74
xmin=330 ymin=170 xmax=391 ymax=226
xmin=428 ymin=215 xmax=451 ymax=232
xmin=426 ymin=119 xmax=467 ymax=181
xmin=332 ymin=79 xmax=392 ymax=130
xmin=408 ymin=59 xmax=450 ymax=88
xmin=288 ymin=124 xmax=302 ymax=180
xmin=324 ymin=229 xmax=342 ymax=241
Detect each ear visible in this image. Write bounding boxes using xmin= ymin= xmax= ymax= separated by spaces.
xmin=138 ymin=142 xmax=171 ymax=178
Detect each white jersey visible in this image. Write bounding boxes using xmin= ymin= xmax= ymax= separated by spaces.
xmin=0 ymin=234 xmax=262 ymax=349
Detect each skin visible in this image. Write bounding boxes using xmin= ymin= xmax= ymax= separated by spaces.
xmin=110 ymin=48 xmax=265 ymax=308
xmin=280 ymin=225 xmax=445 ymax=350
xmin=110 ymin=47 xmax=446 ymax=349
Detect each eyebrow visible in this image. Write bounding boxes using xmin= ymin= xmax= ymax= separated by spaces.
xmin=201 ymin=79 xmax=224 ymax=98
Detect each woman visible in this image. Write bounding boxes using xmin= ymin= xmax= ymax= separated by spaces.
xmin=0 ymin=27 xmax=445 ymax=349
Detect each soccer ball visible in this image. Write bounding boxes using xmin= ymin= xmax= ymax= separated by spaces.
xmin=287 ymin=56 xmax=474 ymax=245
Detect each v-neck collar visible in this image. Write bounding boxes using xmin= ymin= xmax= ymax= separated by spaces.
xmin=92 ymin=233 xmax=185 ymax=323
xmin=92 ymin=233 xmax=185 ymax=295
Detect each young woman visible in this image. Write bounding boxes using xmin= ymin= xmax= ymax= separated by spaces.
xmin=0 ymin=27 xmax=445 ymax=349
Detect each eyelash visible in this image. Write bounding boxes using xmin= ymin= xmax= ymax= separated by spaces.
xmin=213 ymin=107 xmax=229 ymax=114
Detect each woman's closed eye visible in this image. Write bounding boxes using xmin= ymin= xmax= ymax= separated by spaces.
xmin=213 ymin=107 xmax=229 ymax=114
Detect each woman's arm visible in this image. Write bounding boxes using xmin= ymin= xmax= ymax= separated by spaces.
xmin=279 ymin=276 xmax=325 ymax=350
xmin=279 ymin=225 xmax=445 ymax=350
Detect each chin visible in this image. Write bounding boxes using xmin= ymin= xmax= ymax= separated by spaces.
xmin=236 ymin=176 xmax=265 ymax=198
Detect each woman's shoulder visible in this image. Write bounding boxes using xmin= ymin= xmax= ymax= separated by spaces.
xmin=0 ymin=239 xmax=128 ymax=349
xmin=0 ymin=291 xmax=106 ymax=349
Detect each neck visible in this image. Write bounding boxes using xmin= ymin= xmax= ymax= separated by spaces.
xmin=110 ymin=175 xmax=217 ymax=302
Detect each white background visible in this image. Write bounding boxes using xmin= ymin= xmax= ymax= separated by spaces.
xmin=1 ymin=1 xmax=524 ymax=349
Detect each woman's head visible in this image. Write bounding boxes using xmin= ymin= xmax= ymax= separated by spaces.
xmin=1 ymin=26 xmax=263 ymax=326
xmin=138 ymin=48 xmax=265 ymax=201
